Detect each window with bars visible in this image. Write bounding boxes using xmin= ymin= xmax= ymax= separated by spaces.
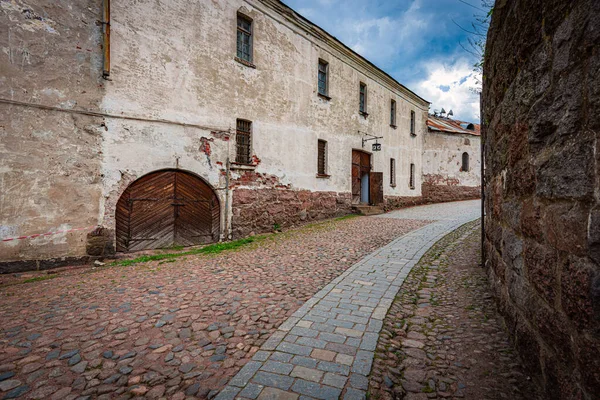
xmin=359 ymin=82 xmax=367 ymax=114
xmin=390 ymin=100 xmax=397 ymax=126
xmin=236 ymin=119 xmax=252 ymax=164
xmin=318 ymin=60 xmax=329 ymax=97
xmin=410 ymin=163 xmax=415 ymax=189
xmin=236 ymin=14 xmax=253 ymax=63
xmin=410 ymin=110 xmax=416 ymax=135
xmin=317 ymin=139 xmax=327 ymax=175
xmin=390 ymin=158 xmax=396 ymax=186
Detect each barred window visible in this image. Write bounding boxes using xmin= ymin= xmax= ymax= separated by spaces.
xmin=410 ymin=163 xmax=415 ymax=189
xmin=236 ymin=119 xmax=252 ymax=164
xmin=390 ymin=158 xmax=396 ymax=186
xmin=318 ymin=60 xmax=329 ymax=97
xmin=236 ymin=14 xmax=253 ymax=63
xmin=390 ymin=100 xmax=397 ymax=126
xmin=410 ymin=110 xmax=416 ymax=135
xmin=462 ymin=152 xmax=470 ymax=172
xmin=359 ymin=82 xmax=367 ymax=114
xmin=318 ymin=140 xmax=327 ymax=175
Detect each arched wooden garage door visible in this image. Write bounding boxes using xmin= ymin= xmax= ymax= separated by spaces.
xmin=115 ymin=170 xmax=220 ymax=252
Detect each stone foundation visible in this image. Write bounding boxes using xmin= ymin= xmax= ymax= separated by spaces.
xmin=231 ymin=188 xmax=352 ymax=238
xmin=483 ymin=0 xmax=600 ymax=398
xmin=422 ymin=183 xmax=481 ymax=204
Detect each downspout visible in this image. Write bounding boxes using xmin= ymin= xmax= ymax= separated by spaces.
xmin=223 ymin=134 xmax=232 ymax=241
xmin=102 ymin=0 xmax=110 ymax=79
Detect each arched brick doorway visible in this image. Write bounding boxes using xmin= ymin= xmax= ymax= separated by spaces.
xmin=115 ymin=170 xmax=220 ymax=252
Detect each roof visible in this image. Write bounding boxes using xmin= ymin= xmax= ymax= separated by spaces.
xmin=426 ymin=114 xmax=481 ymax=136
xmin=258 ymin=0 xmax=430 ymax=107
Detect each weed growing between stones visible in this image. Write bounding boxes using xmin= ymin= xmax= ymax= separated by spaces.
xmin=22 ymin=274 xmax=57 ymax=283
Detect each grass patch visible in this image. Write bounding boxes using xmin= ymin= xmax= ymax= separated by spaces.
xmin=334 ymin=214 xmax=360 ymax=221
xmin=23 ymin=274 xmax=57 ymax=283
xmin=112 ymin=236 xmax=264 ymax=267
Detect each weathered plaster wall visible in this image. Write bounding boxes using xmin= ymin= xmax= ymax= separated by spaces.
xmin=483 ymin=0 xmax=599 ymax=398
xmin=1 ymin=0 xmax=429 ymax=267
xmin=0 ymin=0 xmax=105 ymax=264
xmin=423 ymin=131 xmax=481 ymax=187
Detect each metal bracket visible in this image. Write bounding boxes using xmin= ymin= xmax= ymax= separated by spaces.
xmin=360 ymin=132 xmax=383 ymax=148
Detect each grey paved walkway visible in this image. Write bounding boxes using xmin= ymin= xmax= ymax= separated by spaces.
xmin=216 ymin=200 xmax=481 ymax=400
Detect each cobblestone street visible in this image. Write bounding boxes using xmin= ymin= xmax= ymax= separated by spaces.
xmin=0 ymin=214 xmax=428 ymax=400
xmin=368 ymin=221 xmax=541 ymax=400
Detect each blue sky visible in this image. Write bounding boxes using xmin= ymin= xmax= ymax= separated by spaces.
xmin=283 ymin=0 xmax=483 ymax=122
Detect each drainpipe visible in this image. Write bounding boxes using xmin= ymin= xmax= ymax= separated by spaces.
xmin=224 ymin=157 xmax=231 ymax=242
xmin=102 ymin=0 xmax=110 ymax=79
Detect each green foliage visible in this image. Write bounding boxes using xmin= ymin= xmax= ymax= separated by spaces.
xmin=334 ymin=214 xmax=360 ymax=221
xmin=113 ymin=236 xmax=262 ymax=267
xmin=23 ymin=274 xmax=57 ymax=283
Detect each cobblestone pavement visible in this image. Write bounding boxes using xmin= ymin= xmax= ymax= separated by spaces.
xmin=369 ymin=220 xmax=542 ymax=400
xmin=217 ymin=200 xmax=481 ymax=400
xmin=0 ymin=215 xmax=430 ymax=400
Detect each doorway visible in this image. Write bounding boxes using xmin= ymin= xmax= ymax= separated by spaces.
xmin=352 ymin=150 xmax=371 ymax=204
xmin=115 ymin=170 xmax=220 ymax=252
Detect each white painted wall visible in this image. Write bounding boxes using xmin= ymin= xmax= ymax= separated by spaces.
xmin=422 ymin=131 xmax=481 ymax=186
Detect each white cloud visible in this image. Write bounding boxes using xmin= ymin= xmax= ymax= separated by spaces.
xmin=411 ymin=58 xmax=481 ymax=122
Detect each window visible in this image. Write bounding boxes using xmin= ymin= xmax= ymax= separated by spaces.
xmin=318 ymin=60 xmax=329 ymax=97
xmin=390 ymin=158 xmax=396 ymax=186
xmin=236 ymin=14 xmax=253 ymax=63
xmin=390 ymin=100 xmax=397 ymax=127
xmin=462 ymin=152 xmax=470 ymax=172
xmin=359 ymin=82 xmax=367 ymax=115
xmin=317 ymin=140 xmax=327 ymax=175
xmin=236 ymin=119 xmax=252 ymax=164
xmin=410 ymin=110 xmax=416 ymax=136
xmin=409 ymin=163 xmax=415 ymax=189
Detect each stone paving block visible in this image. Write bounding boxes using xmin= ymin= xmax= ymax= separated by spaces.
xmin=257 ymin=387 xmax=299 ymax=400
xmin=310 ymin=323 xmax=336 ymax=333
xmin=260 ymin=361 xmax=294 ymax=375
xmin=366 ymin=319 xmax=383 ymax=333
xmin=229 ymin=361 xmax=263 ymax=387
xmin=290 ymin=366 xmax=323 ymax=382
xmin=334 ymin=328 xmax=363 ymax=338
xmin=276 ymin=342 xmax=313 ymax=357
xmin=279 ymin=317 xmax=300 ymax=332
xmin=239 ymin=383 xmax=264 ymax=399
xmin=326 ymin=319 xmax=354 ymax=329
xmin=289 ymin=327 xmax=319 ymax=338
xmin=252 ymin=351 xmax=272 ymax=362
xmin=316 ymin=361 xmax=350 ymax=376
xmin=252 ymin=371 xmax=295 ymax=391
xmin=303 ymin=314 xmax=328 ymax=324
xmin=335 ymin=354 xmax=354 ymax=366
xmin=359 ymin=332 xmax=378 ymax=351
xmin=296 ymin=337 xmax=327 ymax=349
xmin=343 ymin=388 xmax=366 ymax=400
xmin=310 ymin=349 xmax=336 ymax=362
xmin=214 ymin=385 xmax=241 ymax=400
xmin=353 ymin=323 xmax=367 ymax=332
xmin=283 ymin=334 xmax=299 ymax=344
xmin=351 ymin=350 xmax=373 ymax=375
xmin=296 ymin=320 xmax=313 ymax=329
xmin=291 ymin=379 xmax=342 ymax=400
xmin=322 ymin=372 xmax=347 ymax=388
xmin=291 ymin=356 xmax=318 ymax=369
xmin=345 ymin=337 xmax=361 ymax=348
xmin=349 ymin=373 xmax=369 ymax=390
xmin=270 ymin=352 xmax=294 ymax=363
xmin=317 ymin=332 xmax=346 ymax=344
xmin=325 ymin=342 xmax=358 ymax=356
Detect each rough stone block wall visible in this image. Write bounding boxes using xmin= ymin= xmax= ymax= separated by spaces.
xmin=231 ymin=189 xmax=352 ymax=238
xmin=421 ymin=183 xmax=481 ymax=204
xmin=483 ymin=0 xmax=600 ymax=398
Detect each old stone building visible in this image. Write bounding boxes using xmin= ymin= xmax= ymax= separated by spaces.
xmin=483 ymin=0 xmax=599 ymax=398
xmin=422 ymin=114 xmax=481 ymax=203
xmin=0 ymin=0 xmax=438 ymax=269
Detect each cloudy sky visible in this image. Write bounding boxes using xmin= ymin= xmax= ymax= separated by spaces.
xmin=284 ymin=0 xmax=483 ymax=122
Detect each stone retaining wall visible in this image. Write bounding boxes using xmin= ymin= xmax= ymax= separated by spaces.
xmin=231 ymin=189 xmax=352 ymax=238
xmin=483 ymin=0 xmax=600 ymax=398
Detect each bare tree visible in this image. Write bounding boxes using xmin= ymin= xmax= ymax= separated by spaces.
xmin=453 ymin=0 xmax=494 ymax=93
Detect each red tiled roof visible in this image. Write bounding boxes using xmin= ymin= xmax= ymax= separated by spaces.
xmin=426 ymin=115 xmax=481 ymax=136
